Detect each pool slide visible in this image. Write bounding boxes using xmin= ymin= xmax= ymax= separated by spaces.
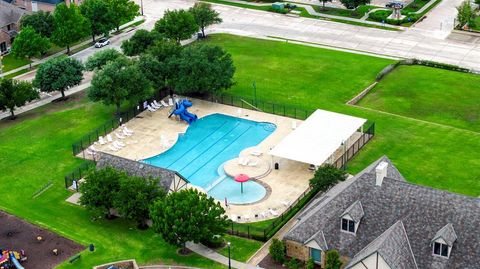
xmin=9 ymin=253 xmax=24 ymax=269
xmin=169 ymin=99 xmax=198 ymax=124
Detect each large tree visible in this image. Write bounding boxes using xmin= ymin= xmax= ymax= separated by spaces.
xmin=52 ymin=3 xmax=89 ymax=54
xmin=107 ymin=0 xmax=139 ymax=32
xmin=339 ymin=0 xmax=370 ymax=10
xmin=114 ymin=176 xmax=164 ymax=229
xmin=121 ymin=29 xmax=161 ymax=56
xmin=0 ymin=78 xmax=39 ymax=119
xmin=189 ymin=3 xmax=222 ymax=38
xmin=89 ymin=57 xmax=152 ymax=114
xmin=79 ymin=167 xmax=122 ymax=219
xmin=80 ymin=0 xmax=113 ymax=42
xmin=319 ymin=0 xmax=332 ymax=10
xmin=20 ymin=10 xmax=55 ymax=38
xmin=171 ymin=44 xmax=235 ymax=95
xmin=150 ymin=189 xmax=229 ymax=252
xmin=85 ymin=48 xmax=125 ymax=71
xmin=154 ymin=9 xmax=199 ymax=43
xmin=34 ymin=56 xmax=84 ymax=99
xmin=11 ymin=26 xmax=50 ymax=68
xmin=457 ymin=1 xmax=475 ymax=28
xmin=309 ymin=164 xmax=347 ymax=192
xmin=325 ymin=250 xmax=342 ymax=269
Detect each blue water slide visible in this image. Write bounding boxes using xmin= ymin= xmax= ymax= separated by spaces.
xmin=9 ymin=253 xmax=24 ymax=269
xmin=171 ymin=99 xmax=197 ymax=124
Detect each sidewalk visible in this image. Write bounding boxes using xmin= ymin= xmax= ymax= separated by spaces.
xmin=186 ymin=242 xmax=260 ymax=269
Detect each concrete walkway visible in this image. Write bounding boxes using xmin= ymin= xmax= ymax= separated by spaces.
xmin=186 ymin=242 xmax=259 ymax=269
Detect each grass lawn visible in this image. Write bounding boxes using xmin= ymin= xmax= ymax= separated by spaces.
xmin=217 ymin=235 xmax=263 ymax=262
xmin=1 ymin=54 xmax=31 ymax=72
xmin=201 ymin=34 xmax=480 ymax=196
xmin=0 ymin=93 xmax=225 ymax=269
xmin=312 ymin=5 xmax=375 ymax=19
xmin=357 ymin=65 xmax=480 ymax=132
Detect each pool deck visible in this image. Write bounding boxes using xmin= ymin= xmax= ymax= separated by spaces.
xmin=91 ymin=98 xmax=358 ymax=222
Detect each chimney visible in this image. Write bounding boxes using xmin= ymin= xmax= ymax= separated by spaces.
xmin=375 ymin=161 xmax=388 ymax=186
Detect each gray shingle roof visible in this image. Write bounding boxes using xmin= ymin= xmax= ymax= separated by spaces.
xmin=284 ymin=156 xmax=480 ymax=269
xmin=0 ymin=1 xmax=25 ymax=28
xmin=346 ymin=221 xmax=418 ymax=269
xmin=96 ymin=153 xmax=182 ymax=192
xmin=432 ymin=223 xmax=457 ymax=246
xmin=304 ymin=230 xmax=329 ymax=251
xmin=341 ymin=200 xmax=364 ymax=223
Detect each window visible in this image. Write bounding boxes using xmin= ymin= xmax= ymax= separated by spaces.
xmin=7 ymin=24 xmax=11 ymax=31
xmin=341 ymin=218 xmax=355 ymax=233
xmin=433 ymin=242 xmax=449 ymax=257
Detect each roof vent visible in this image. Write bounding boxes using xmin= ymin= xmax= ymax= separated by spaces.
xmin=375 ymin=161 xmax=388 ymax=186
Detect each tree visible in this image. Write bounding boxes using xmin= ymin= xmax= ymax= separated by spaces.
xmin=0 ymin=78 xmax=39 ymax=119
xmin=34 ymin=56 xmax=84 ymax=99
xmin=11 ymin=26 xmax=50 ymax=68
xmin=319 ymin=0 xmax=332 ymax=10
xmin=189 ymin=3 xmax=222 ymax=38
xmin=325 ymin=250 xmax=342 ymax=269
xmin=457 ymin=1 xmax=475 ymax=29
xmin=79 ymin=167 xmax=122 ymax=219
xmin=171 ymin=44 xmax=235 ymax=95
xmin=150 ymin=188 xmax=229 ymax=252
xmin=339 ymin=0 xmax=370 ymax=10
xmin=309 ymin=164 xmax=347 ymax=192
xmin=269 ymin=239 xmax=286 ymax=263
xmin=154 ymin=9 xmax=199 ymax=43
xmin=52 ymin=3 xmax=89 ymax=54
xmin=114 ymin=176 xmax=164 ymax=229
xmin=107 ymin=0 xmax=139 ymax=32
xmin=121 ymin=29 xmax=161 ymax=56
xmin=89 ymin=57 xmax=152 ymax=114
xmin=80 ymin=0 xmax=113 ymax=42
xmin=306 ymin=258 xmax=315 ymax=269
xmin=85 ymin=48 xmax=125 ymax=71
xmin=20 ymin=10 xmax=55 ymax=38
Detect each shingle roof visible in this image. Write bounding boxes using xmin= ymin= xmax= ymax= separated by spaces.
xmin=284 ymin=156 xmax=480 ymax=269
xmin=304 ymin=230 xmax=328 ymax=251
xmin=432 ymin=223 xmax=457 ymax=246
xmin=341 ymin=200 xmax=364 ymax=223
xmin=0 ymin=1 xmax=25 ymax=28
xmin=96 ymin=153 xmax=184 ymax=192
xmin=346 ymin=221 xmax=418 ymax=269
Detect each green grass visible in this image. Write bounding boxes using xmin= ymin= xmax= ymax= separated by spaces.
xmin=216 ymin=235 xmax=263 ymax=262
xmin=357 ymin=65 xmax=480 ymax=132
xmin=0 ymin=94 xmax=226 ymax=269
xmin=200 ymin=34 xmax=480 ymax=196
xmin=312 ymin=5 xmax=375 ymax=19
xmin=402 ymin=0 xmax=430 ymax=13
xmin=1 ymin=54 xmax=31 ymax=72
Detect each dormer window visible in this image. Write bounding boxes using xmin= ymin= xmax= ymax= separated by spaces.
xmin=433 ymin=242 xmax=449 ymax=257
xmin=341 ymin=218 xmax=355 ymax=233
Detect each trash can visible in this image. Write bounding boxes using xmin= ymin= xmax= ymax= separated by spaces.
xmin=275 ymin=162 xmax=279 ymax=170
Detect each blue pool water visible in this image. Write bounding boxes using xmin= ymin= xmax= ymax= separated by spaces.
xmin=143 ymin=113 xmax=276 ymax=204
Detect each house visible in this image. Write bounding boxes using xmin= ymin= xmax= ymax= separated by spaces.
xmin=283 ymin=156 xmax=480 ymax=269
xmin=4 ymin=0 xmax=82 ymax=12
xmin=0 ymin=1 xmax=25 ymax=54
xmin=95 ymin=153 xmax=189 ymax=193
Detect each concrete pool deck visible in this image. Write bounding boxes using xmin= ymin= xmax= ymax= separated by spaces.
xmin=92 ymin=98 xmax=358 ymax=222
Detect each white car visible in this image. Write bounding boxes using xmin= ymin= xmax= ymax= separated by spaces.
xmin=94 ymin=37 xmax=110 ymax=48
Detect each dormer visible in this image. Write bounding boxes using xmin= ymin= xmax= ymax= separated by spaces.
xmin=340 ymin=200 xmax=364 ymax=234
xmin=431 ymin=223 xmax=457 ymax=258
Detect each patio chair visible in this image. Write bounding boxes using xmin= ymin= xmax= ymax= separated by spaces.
xmin=269 ymin=208 xmax=279 ymax=217
xmin=247 ymin=160 xmax=258 ymax=167
xmin=238 ymin=157 xmax=249 ymax=166
xmin=153 ymin=100 xmax=163 ymax=109
xmin=122 ymin=128 xmax=133 ymax=136
xmin=147 ymin=105 xmax=157 ymax=112
xmin=292 ymin=121 xmax=297 ymax=130
xmin=282 ymin=200 xmax=292 ymax=207
xmin=231 ymin=214 xmax=237 ymax=222
xmin=98 ymin=136 xmax=107 ymax=145
xmin=251 ymin=150 xmax=262 ymax=156
xmin=168 ymin=98 xmax=174 ymax=106
xmin=108 ymin=145 xmax=118 ymax=152
xmin=161 ymin=100 xmax=169 ymax=107
xmin=115 ymin=132 xmax=126 ymax=139
xmin=106 ymin=134 xmax=113 ymax=143
xmin=123 ymin=126 xmax=134 ymax=134
xmin=151 ymin=102 xmax=161 ymax=109
xmin=114 ymin=140 xmax=125 ymax=148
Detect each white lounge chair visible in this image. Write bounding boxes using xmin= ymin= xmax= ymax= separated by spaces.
xmin=147 ymin=105 xmax=157 ymax=112
xmin=247 ymin=160 xmax=258 ymax=167
xmin=116 ymin=132 xmax=126 ymax=139
xmin=114 ymin=140 xmax=125 ymax=148
xmin=123 ymin=126 xmax=134 ymax=134
xmin=151 ymin=102 xmax=161 ymax=109
xmin=168 ymin=98 xmax=174 ymax=106
xmin=282 ymin=200 xmax=292 ymax=207
xmin=161 ymin=100 xmax=169 ymax=107
xmin=269 ymin=208 xmax=279 ymax=216
xmin=98 ymin=136 xmax=107 ymax=145
xmin=106 ymin=134 xmax=113 ymax=143
xmin=153 ymin=100 xmax=163 ymax=109
xmin=108 ymin=145 xmax=118 ymax=151
xmin=292 ymin=121 xmax=297 ymax=130
xmin=238 ymin=157 xmax=249 ymax=166
xmin=231 ymin=214 xmax=238 ymax=222
xmin=251 ymin=150 xmax=262 ymax=156
xmin=122 ymin=129 xmax=133 ymax=136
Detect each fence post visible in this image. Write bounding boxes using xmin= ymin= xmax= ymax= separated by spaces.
xmin=248 ymin=226 xmax=250 ymax=238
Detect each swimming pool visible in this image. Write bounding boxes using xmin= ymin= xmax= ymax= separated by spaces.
xmin=143 ymin=113 xmax=276 ymax=204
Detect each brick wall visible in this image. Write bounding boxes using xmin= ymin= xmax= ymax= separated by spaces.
xmin=285 ymin=240 xmax=309 ymax=262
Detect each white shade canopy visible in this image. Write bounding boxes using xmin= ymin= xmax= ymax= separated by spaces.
xmin=270 ymin=109 xmax=366 ymax=166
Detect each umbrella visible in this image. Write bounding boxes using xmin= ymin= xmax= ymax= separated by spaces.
xmin=234 ymin=174 xmax=250 ymax=193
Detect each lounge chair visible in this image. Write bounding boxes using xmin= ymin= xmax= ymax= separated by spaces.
xmin=147 ymin=105 xmax=157 ymax=112
xmin=115 ymin=132 xmax=126 ymax=139
xmin=108 ymin=145 xmax=118 ymax=151
xmin=282 ymin=200 xmax=292 ymax=207
xmin=269 ymin=208 xmax=279 ymax=216
xmin=161 ymin=100 xmax=169 ymax=107
xmin=168 ymin=98 xmax=174 ymax=106
xmin=247 ymin=160 xmax=258 ymax=167
xmin=151 ymin=102 xmax=161 ymax=109
xmin=114 ymin=140 xmax=125 ymax=148
xmin=238 ymin=157 xmax=249 ymax=166
xmin=243 ymin=215 xmax=250 ymax=221
xmin=153 ymin=100 xmax=163 ymax=109
xmin=292 ymin=121 xmax=297 ymax=130
xmin=123 ymin=126 xmax=134 ymax=134
xmin=98 ymin=136 xmax=107 ymax=145
xmin=231 ymin=214 xmax=238 ymax=222
xmin=106 ymin=134 xmax=113 ymax=143
xmin=122 ymin=129 xmax=133 ymax=136
xmin=251 ymin=150 xmax=262 ymax=156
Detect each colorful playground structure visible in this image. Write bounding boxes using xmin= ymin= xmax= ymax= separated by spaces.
xmin=168 ymin=99 xmax=198 ymax=124
xmin=0 ymin=249 xmax=26 ymax=269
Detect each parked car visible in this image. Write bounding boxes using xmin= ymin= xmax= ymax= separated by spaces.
xmin=94 ymin=37 xmax=110 ymax=48
xmin=385 ymin=2 xmax=404 ymax=8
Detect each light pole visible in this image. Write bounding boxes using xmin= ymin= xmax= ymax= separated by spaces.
xmin=227 ymin=242 xmax=231 ymax=269
xmin=252 ymin=80 xmax=257 ymax=107
xmin=140 ymin=0 xmax=144 ymax=15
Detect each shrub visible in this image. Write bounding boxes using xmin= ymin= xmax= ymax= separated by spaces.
xmin=286 ymin=258 xmax=302 ymax=269
xmin=201 ymin=235 xmax=225 ymax=248
xmin=325 ymin=250 xmax=342 ymax=269
xmin=269 ymin=239 xmax=286 ymax=263
xmin=309 ymin=164 xmax=347 ymax=192
xmin=306 ymin=258 xmax=315 ymax=269
xmin=368 ymin=10 xmax=392 ymax=22
xmin=268 ymin=6 xmax=288 ymax=14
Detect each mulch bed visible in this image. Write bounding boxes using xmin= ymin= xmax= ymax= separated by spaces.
xmin=259 ymin=254 xmax=322 ymax=269
xmin=0 ymin=211 xmax=84 ymax=269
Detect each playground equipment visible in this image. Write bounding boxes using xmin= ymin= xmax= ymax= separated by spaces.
xmin=168 ymin=99 xmax=198 ymax=124
xmin=0 ymin=249 xmax=26 ymax=269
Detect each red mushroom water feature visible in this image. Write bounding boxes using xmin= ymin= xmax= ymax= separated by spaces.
xmin=234 ymin=174 xmax=250 ymax=193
